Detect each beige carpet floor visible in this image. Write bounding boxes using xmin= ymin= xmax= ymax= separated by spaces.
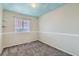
xmin=1 ymin=40 xmax=72 ymax=56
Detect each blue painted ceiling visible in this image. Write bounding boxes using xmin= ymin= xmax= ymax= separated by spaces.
xmin=3 ymin=3 xmax=64 ymax=17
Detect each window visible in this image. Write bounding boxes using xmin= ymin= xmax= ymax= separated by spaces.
xmin=15 ymin=17 xmax=30 ymax=32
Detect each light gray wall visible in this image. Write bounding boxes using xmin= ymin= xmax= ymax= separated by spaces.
xmin=39 ymin=4 xmax=79 ymax=34
xmin=3 ymin=10 xmax=39 ymax=48
xmin=39 ymin=4 xmax=79 ymax=55
xmin=0 ymin=4 xmax=3 ymax=54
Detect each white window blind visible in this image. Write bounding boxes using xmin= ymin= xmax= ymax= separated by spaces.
xmin=15 ymin=17 xmax=30 ymax=32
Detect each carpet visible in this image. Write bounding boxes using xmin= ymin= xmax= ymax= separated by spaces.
xmin=1 ymin=40 xmax=72 ymax=56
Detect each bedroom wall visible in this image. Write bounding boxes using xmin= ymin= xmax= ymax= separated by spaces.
xmin=2 ymin=10 xmax=39 ymax=48
xmin=0 ymin=4 xmax=3 ymax=54
xmin=39 ymin=4 xmax=79 ymax=56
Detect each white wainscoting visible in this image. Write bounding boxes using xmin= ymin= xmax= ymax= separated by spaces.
xmin=2 ymin=31 xmax=38 ymax=48
xmin=39 ymin=32 xmax=79 ymax=56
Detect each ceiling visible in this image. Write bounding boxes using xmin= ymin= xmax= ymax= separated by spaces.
xmin=3 ymin=3 xmax=64 ymax=17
